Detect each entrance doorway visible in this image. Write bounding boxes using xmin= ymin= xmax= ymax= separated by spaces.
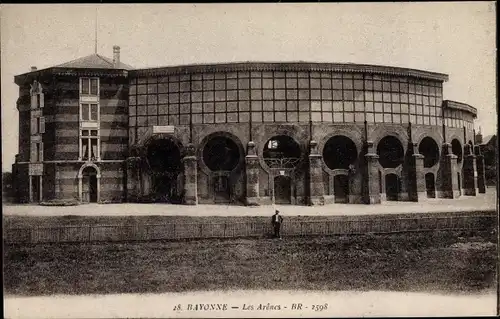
xmin=82 ymin=167 xmax=98 ymax=203
xmin=202 ymin=133 xmax=242 ymax=204
xmin=31 ymin=176 xmax=41 ymax=202
xmin=425 ymin=173 xmax=436 ymax=198
xmin=385 ymin=173 xmax=400 ymax=201
xmin=333 ymin=175 xmax=349 ymax=203
xmin=274 ymin=175 xmax=291 ymax=204
xmin=214 ymin=175 xmax=231 ymax=203
xmin=147 ymin=138 xmax=183 ymax=203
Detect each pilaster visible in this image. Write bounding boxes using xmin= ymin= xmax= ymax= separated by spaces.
xmin=245 ymin=141 xmax=260 ymax=206
xmin=463 ymin=144 xmax=477 ymax=196
xmin=437 ymin=143 xmax=459 ymax=198
xmin=182 ymin=144 xmax=198 ymax=205
xmin=125 ymin=157 xmax=141 ymax=202
xmin=474 ymin=145 xmax=486 ymax=193
xmin=407 ymin=142 xmax=425 ymax=201
xmin=308 ymin=140 xmax=325 ymax=206
xmin=363 ymin=141 xmax=381 ymax=204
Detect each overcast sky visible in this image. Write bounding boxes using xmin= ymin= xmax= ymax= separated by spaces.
xmin=1 ymin=3 xmax=496 ymax=171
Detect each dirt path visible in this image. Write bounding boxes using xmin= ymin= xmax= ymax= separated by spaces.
xmin=3 ymin=190 xmax=495 ymax=217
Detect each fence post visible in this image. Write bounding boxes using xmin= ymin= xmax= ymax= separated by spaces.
xmin=223 ymin=223 xmax=227 ymax=237
xmin=300 ymin=222 xmax=303 ymax=236
xmin=59 ymin=227 xmax=63 ymax=242
xmin=88 ymin=225 xmax=92 ymax=242
xmin=199 ymin=224 xmax=203 ymax=238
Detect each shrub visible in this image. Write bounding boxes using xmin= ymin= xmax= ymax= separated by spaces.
xmin=39 ymin=199 xmax=80 ymax=206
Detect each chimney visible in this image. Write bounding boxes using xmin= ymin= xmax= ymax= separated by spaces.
xmin=113 ymin=45 xmax=120 ymax=68
xmin=31 ymin=66 xmax=37 ymax=72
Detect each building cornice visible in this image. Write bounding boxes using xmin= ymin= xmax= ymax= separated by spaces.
xmin=14 ymin=68 xmax=128 ymax=86
xmin=443 ymin=100 xmax=478 ymax=118
xmin=130 ymin=62 xmax=449 ymax=82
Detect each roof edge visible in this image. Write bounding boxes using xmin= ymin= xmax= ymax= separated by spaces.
xmin=130 ymin=61 xmax=449 ymax=82
xmin=443 ymin=100 xmax=478 ymax=117
xmin=14 ymin=68 xmax=129 ymax=85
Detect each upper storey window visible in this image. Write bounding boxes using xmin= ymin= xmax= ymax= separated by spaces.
xmin=30 ymin=80 xmax=44 ymax=109
xmin=81 ymin=78 xmax=99 ymax=96
xmin=81 ymin=104 xmax=99 ymax=121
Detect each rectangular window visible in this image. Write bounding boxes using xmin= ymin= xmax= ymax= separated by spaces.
xmin=81 ymin=130 xmax=99 ymax=161
xmin=82 ymin=104 xmax=90 ymax=120
xmin=81 ymin=78 xmax=90 ymax=94
xmin=35 ymin=143 xmax=41 ymax=162
xmin=81 ymin=104 xmax=98 ymax=121
xmin=81 ymin=77 xmax=99 ymax=96
xmin=36 ymin=117 xmax=45 ymax=134
xmin=90 ymin=79 xmax=98 ymax=95
xmin=90 ymin=104 xmax=98 ymax=120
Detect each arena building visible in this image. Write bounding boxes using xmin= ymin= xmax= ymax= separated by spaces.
xmin=11 ymin=46 xmax=487 ymax=205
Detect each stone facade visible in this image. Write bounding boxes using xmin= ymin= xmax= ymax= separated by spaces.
xmin=11 ymin=55 xmax=485 ymax=205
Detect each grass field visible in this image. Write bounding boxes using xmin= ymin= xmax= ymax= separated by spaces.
xmin=4 ymin=230 xmax=497 ymax=296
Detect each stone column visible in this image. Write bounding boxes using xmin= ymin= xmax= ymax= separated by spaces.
xmin=245 ymin=141 xmax=260 ymax=206
xmin=125 ymin=157 xmax=140 ymax=202
xmin=28 ymin=174 xmax=33 ymax=203
xmin=475 ymin=145 xmax=486 ymax=193
xmin=96 ymin=175 xmax=101 ymax=203
xmin=407 ymin=142 xmax=425 ymax=201
xmin=182 ymin=144 xmax=198 ymax=205
xmin=463 ymin=144 xmax=477 ymax=196
xmin=363 ymin=141 xmax=381 ymax=204
xmin=308 ymin=140 xmax=325 ymax=206
xmin=437 ymin=143 xmax=459 ymax=198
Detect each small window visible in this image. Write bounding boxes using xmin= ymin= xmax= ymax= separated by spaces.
xmin=90 ymin=139 xmax=98 ymax=159
xmin=82 ymin=104 xmax=89 ymax=120
xmin=268 ymin=140 xmax=279 ymax=149
xmin=81 ymin=104 xmax=98 ymax=121
xmin=90 ymin=104 xmax=98 ymax=121
xmin=35 ymin=143 xmax=40 ymax=162
xmin=90 ymin=79 xmax=98 ymax=95
xmin=81 ymin=78 xmax=90 ymax=95
xmin=81 ymin=77 xmax=99 ymax=96
xmin=80 ymin=129 xmax=100 ymax=161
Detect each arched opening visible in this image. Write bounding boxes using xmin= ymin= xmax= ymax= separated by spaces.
xmin=457 ymin=172 xmax=461 ymax=195
xmin=263 ymin=135 xmax=301 ymax=169
xmin=385 ymin=173 xmax=400 ymax=201
xmin=82 ymin=167 xmax=98 ymax=203
xmin=419 ymin=137 xmax=440 ymax=168
xmin=425 ymin=172 xmax=436 ymax=198
xmin=377 ymin=136 xmax=404 ymax=168
xmin=323 ymin=135 xmax=358 ymax=169
xmin=146 ymin=138 xmax=183 ymax=203
xmin=333 ymin=175 xmax=349 ymax=203
xmin=274 ymin=175 xmax=292 ymax=204
xmin=451 ymin=139 xmax=463 ymax=163
xmin=202 ymin=136 xmax=240 ymax=172
xmin=202 ymin=134 xmax=242 ymax=203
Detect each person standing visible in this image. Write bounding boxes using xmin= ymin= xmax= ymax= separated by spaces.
xmin=271 ymin=210 xmax=284 ymax=239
